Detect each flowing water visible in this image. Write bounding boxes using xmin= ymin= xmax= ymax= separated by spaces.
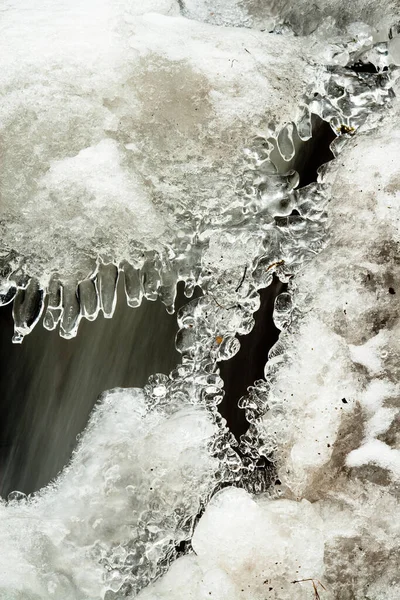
xmin=0 ymin=280 xmax=183 ymax=497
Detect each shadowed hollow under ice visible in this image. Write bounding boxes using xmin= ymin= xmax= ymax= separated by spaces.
xmin=0 ymin=1 xmax=399 ymax=599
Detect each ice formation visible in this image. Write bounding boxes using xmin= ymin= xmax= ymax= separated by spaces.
xmin=182 ymin=0 xmax=400 ymax=36
xmin=133 ymin=101 xmax=400 ymax=600
xmin=2 ymin=0 xmax=390 ymax=341
xmin=0 ymin=1 xmax=399 ymax=600
xmin=248 ymin=104 xmax=400 ymax=497
xmin=0 ymin=387 xmax=236 ymax=598
xmin=0 ymin=0 xmax=322 ymax=341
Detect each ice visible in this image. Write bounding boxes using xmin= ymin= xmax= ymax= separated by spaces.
xmin=1 ymin=0 xmax=394 ymax=342
xmin=1 ymin=3 xmax=399 ymax=599
xmin=138 ymin=486 xmax=326 ymax=600
xmin=3 ymin=0 xmax=366 ymax=341
xmin=0 ymin=387 xmax=231 ymax=598
xmin=247 ymin=103 xmax=400 ymax=491
xmin=140 ymin=468 xmax=399 ymax=599
xmin=179 ymin=0 xmax=276 ymax=30
xmin=181 ymin=1 xmax=400 ymax=38
xmin=235 ymin=102 xmax=400 ymax=596
xmin=0 ymin=1 xmax=315 ymax=288
xmin=100 ymin=21 xmax=399 ymax=600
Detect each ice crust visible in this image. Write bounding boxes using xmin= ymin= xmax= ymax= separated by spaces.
xmin=138 ymin=481 xmax=400 ymax=600
xmin=3 ymin=0 xmax=388 ymax=342
xmin=235 ymin=106 xmax=400 ymax=597
xmin=0 ymin=387 xmax=231 ymax=599
xmin=259 ymin=108 xmax=400 ymax=495
xmin=132 ymin=105 xmax=400 ymax=600
xmin=138 ymin=487 xmax=325 ymax=600
xmin=131 ymin=28 xmax=399 ymax=600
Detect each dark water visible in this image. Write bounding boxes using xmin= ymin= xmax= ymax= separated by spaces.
xmin=219 ymin=277 xmax=284 ymax=440
xmin=0 ymin=280 xmax=182 ymax=497
xmin=0 ymin=275 xmax=279 ymax=498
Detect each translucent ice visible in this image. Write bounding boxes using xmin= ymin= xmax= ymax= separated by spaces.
xmin=140 ymin=106 xmax=400 ymax=594
xmin=1 ymin=3 xmax=399 ymax=599
xmin=2 ymin=1 xmax=394 ymax=342
xmin=136 ymin=90 xmax=400 ymax=600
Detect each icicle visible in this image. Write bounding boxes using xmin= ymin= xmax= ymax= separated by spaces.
xmin=121 ymin=260 xmax=143 ymax=308
xmin=140 ymin=253 xmax=161 ymax=301
xmin=60 ymin=281 xmax=81 ymax=339
xmin=12 ymin=278 xmax=44 ymax=343
xmin=97 ymin=262 xmax=119 ymax=318
xmin=159 ymin=269 xmax=178 ymax=314
xmin=78 ymin=278 xmax=99 ymax=321
xmin=43 ymin=274 xmax=63 ymax=331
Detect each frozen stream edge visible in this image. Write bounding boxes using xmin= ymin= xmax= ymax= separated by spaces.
xmin=0 ymin=6 xmax=400 ymax=600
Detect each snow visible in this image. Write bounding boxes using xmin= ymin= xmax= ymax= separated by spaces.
xmin=346 ymin=439 xmax=400 ymax=477
xmin=0 ymin=388 xmax=227 ymax=598
xmin=133 ymin=94 xmax=400 ymax=599
xmin=1 ymin=1 xmax=392 ymax=342
xmin=180 ymin=0 xmax=276 ymax=31
xmin=0 ymin=0 xmax=316 ymax=286
xmin=139 ymin=487 xmax=326 ymax=600
xmin=234 ymin=103 xmax=400 ymax=597
xmin=182 ymin=0 xmax=400 ymax=35
xmin=260 ymin=110 xmax=400 ymax=490
xmin=139 ymin=480 xmax=400 ymax=600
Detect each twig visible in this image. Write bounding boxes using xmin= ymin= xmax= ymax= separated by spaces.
xmin=211 ymin=295 xmax=238 ymax=310
xmin=292 ymin=579 xmax=326 ymax=599
xmin=235 ymin=266 xmax=247 ymax=292
xmin=266 ymin=259 xmax=285 ymax=272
